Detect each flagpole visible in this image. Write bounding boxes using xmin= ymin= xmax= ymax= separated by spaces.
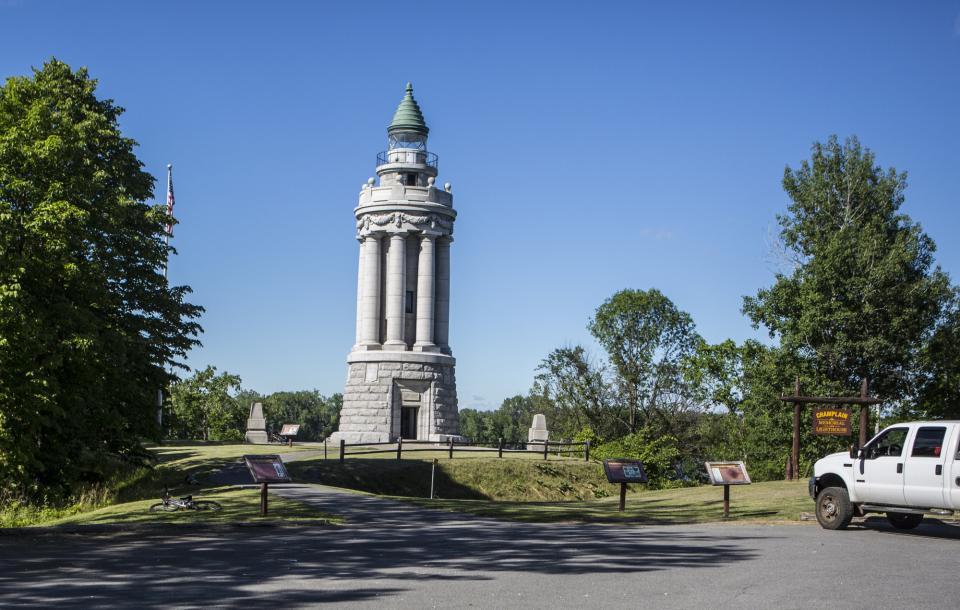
xmin=158 ymin=163 xmax=174 ymax=429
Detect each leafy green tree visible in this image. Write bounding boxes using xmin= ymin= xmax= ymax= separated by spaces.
xmin=457 ymin=409 xmax=486 ymax=444
xmin=689 ymin=339 xmax=872 ymax=480
xmin=914 ymin=290 xmax=960 ymax=418
xmin=534 ymin=346 xmax=619 ymax=437
xmin=743 ymin=136 xmax=952 ymax=403
xmin=167 ymin=366 xmax=243 ymax=441
xmin=0 ymin=60 xmax=202 ymax=501
xmin=261 ymin=390 xmax=341 ymax=441
xmin=588 ymin=288 xmax=701 ymax=434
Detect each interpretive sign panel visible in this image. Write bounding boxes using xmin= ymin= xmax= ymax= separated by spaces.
xmin=704 ymin=461 xmax=751 ymax=486
xmin=279 ymin=424 xmax=301 ymax=437
xmin=243 ymin=454 xmax=291 ymax=483
xmin=812 ymin=408 xmax=852 ymax=436
xmin=603 ymin=459 xmax=648 ymax=484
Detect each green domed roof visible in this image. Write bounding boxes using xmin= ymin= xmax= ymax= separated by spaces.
xmin=388 ymin=83 xmax=429 ymax=136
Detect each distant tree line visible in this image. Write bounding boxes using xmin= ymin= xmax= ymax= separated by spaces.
xmin=164 ymin=365 xmax=341 ymax=442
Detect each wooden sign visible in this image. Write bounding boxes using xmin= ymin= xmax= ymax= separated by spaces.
xmin=243 ymin=454 xmax=291 ymax=483
xmin=704 ymin=461 xmax=751 ymax=486
xmin=812 ymin=408 xmax=852 ymax=436
xmin=602 ymin=459 xmax=648 ymax=484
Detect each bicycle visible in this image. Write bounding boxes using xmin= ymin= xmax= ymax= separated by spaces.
xmin=149 ymin=488 xmax=222 ymax=513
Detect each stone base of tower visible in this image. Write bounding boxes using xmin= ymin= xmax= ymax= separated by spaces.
xmin=331 ymin=352 xmax=459 ymax=444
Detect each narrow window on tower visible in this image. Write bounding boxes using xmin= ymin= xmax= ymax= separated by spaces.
xmin=406 ymin=173 xmax=418 ymax=186
xmin=405 ymin=290 xmax=414 ymax=314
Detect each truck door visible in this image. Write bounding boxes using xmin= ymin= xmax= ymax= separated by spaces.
xmin=855 ymin=426 xmax=909 ymax=506
xmin=903 ymin=425 xmax=950 ymax=509
xmin=949 ymin=427 xmax=960 ymax=511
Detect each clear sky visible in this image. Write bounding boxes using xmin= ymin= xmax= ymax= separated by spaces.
xmin=3 ymin=1 xmax=959 ymax=410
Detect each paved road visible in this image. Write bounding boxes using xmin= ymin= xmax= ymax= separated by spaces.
xmin=3 ymin=482 xmax=960 ymax=609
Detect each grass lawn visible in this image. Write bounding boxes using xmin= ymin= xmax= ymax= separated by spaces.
xmin=1 ymin=442 xmax=334 ymax=529
xmin=43 ymin=485 xmax=337 ymax=527
xmin=288 ymin=454 xmax=617 ymax=502
xmin=396 ymin=479 xmax=814 ymax=524
xmin=289 ymin=451 xmax=815 ymax=524
xmin=5 ymin=442 xmax=816 ymax=528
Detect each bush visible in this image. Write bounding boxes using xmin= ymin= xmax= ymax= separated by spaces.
xmin=577 ymin=426 xmax=681 ymax=489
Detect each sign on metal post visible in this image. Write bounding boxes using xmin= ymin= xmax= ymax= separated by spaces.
xmin=704 ymin=461 xmax=751 ymax=518
xmin=812 ymin=408 xmax=852 ymax=436
xmin=602 ymin=459 xmax=647 ymax=512
xmin=243 ymin=454 xmax=292 ymax=517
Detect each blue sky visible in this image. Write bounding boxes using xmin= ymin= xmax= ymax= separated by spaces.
xmin=3 ymin=1 xmax=959 ymax=410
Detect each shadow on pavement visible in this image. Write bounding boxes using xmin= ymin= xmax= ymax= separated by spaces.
xmin=855 ymin=517 xmax=960 ymax=540
xmin=0 ymin=485 xmax=765 ymax=608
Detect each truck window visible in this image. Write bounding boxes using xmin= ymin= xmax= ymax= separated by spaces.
xmin=910 ymin=427 xmax=946 ymax=458
xmin=865 ymin=427 xmax=908 ymax=459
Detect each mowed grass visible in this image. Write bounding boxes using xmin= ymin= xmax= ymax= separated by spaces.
xmin=397 ymin=480 xmax=814 ymax=524
xmin=6 ymin=442 xmax=813 ymax=528
xmin=2 ymin=443 xmax=333 ymax=528
xmin=292 ymin=448 xmax=813 ymax=524
xmin=288 ymin=452 xmax=617 ymax=502
xmin=43 ymin=485 xmax=336 ymax=527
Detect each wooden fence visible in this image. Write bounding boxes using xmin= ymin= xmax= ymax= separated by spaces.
xmin=329 ymin=437 xmax=591 ymax=464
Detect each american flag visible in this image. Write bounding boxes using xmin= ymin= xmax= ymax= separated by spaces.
xmin=165 ymin=163 xmax=175 ymax=236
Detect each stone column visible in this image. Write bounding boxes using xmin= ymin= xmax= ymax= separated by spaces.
xmin=434 ymin=236 xmax=451 ymax=351
xmin=384 ymin=232 xmax=407 ymax=349
xmin=359 ymin=235 xmax=381 ymax=347
xmin=354 ymin=238 xmax=365 ymax=346
xmin=414 ymin=234 xmax=436 ymax=350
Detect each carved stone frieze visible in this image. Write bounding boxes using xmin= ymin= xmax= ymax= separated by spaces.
xmin=356 ymin=212 xmax=454 ymax=237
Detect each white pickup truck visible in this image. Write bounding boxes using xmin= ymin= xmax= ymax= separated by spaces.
xmin=810 ymin=421 xmax=960 ymax=529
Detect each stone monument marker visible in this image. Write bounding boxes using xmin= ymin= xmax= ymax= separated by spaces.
xmin=527 ymin=413 xmax=549 ymax=451
xmin=245 ymin=402 xmax=268 ymax=444
xmin=331 ymin=84 xmax=460 ymax=444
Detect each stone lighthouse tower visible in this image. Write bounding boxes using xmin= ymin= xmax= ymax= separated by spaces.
xmin=333 ymin=84 xmax=459 ymax=443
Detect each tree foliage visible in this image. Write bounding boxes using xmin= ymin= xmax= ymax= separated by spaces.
xmin=167 ymin=366 xmax=244 ymax=441
xmin=533 ymin=289 xmax=702 ymax=442
xmin=459 ymin=395 xmax=565 ymax=447
xmin=261 ymin=390 xmax=341 ymax=441
xmin=0 ymin=60 xmax=202 ymax=501
xmin=688 ymin=339 xmax=856 ymax=480
xmin=914 ymin=290 xmax=960 ymax=418
xmin=533 ymin=347 xmax=618 ymax=437
xmin=743 ymin=136 xmax=952 ymax=402
xmin=588 ymin=289 xmax=700 ymax=432
xmin=166 ymin=369 xmax=342 ymax=443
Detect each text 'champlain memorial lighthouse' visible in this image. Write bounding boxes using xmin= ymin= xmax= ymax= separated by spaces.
xmin=331 ymin=84 xmax=461 ymax=444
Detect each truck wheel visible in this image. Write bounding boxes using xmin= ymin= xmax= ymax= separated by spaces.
xmin=815 ymin=486 xmax=853 ymax=530
xmin=886 ymin=512 xmax=923 ymax=529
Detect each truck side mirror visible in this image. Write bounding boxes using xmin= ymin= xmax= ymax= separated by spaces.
xmin=849 ymin=442 xmax=860 ymax=460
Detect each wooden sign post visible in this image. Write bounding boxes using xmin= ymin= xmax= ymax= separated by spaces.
xmin=779 ymin=378 xmax=880 ymax=480
xmin=602 ymin=460 xmax=648 ymax=512
xmin=243 ymin=454 xmax=292 ymax=517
